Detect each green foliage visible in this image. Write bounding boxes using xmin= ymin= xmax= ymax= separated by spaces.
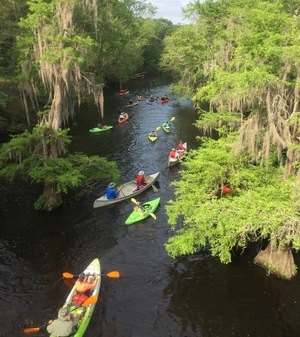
xmin=0 ymin=126 xmax=119 ymax=208
xmin=161 ymin=24 xmax=207 ymax=95
xmin=165 ymin=137 xmax=300 ymax=262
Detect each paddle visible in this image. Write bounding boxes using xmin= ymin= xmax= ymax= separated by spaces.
xmin=62 ymin=271 xmax=120 ymax=279
xmin=152 ymin=184 xmax=158 ymax=193
xmin=23 ymin=296 xmax=98 ymax=334
xmin=130 ymin=198 xmax=157 ymax=220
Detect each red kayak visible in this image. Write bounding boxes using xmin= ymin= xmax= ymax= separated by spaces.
xmin=118 ymin=113 xmax=129 ymax=123
xmin=160 ymin=97 xmax=170 ymax=103
xmin=119 ymin=90 xmax=129 ymax=96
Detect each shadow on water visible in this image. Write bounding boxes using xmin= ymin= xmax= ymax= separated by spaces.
xmin=1 ymin=75 xmax=300 ymax=337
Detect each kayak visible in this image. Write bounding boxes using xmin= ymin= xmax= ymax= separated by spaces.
xmin=118 ymin=113 xmax=129 ymax=123
xmin=125 ymin=197 xmax=161 ymax=225
xmin=148 ymin=133 xmax=158 ymax=142
xmin=93 ymin=171 xmax=160 ymax=208
xmin=168 ymin=142 xmax=187 ymax=167
xmin=126 ymin=102 xmax=138 ymax=108
xmin=63 ymin=259 xmax=101 ymax=337
xmin=160 ymin=97 xmax=170 ymax=103
xmin=89 ymin=126 xmax=113 ymax=133
xmin=162 ymin=123 xmax=171 ymax=133
xmin=119 ymin=90 xmax=129 ymax=96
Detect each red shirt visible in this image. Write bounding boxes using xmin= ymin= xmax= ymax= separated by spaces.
xmin=222 ymin=186 xmax=231 ymax=194
xmin=177 ymin=143 xmax=184 ymax=150
xmin=170 ymin=150 xmax=178 ymax=159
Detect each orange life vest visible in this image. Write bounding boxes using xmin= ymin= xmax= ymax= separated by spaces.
xmin=75 ymin=280 xmax=95 ymax=293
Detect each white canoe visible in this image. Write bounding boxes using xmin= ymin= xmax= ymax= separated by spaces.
xmin=168 ymin=142 xmax=187 ymax=168
xmin=93 ymin=172 xmax=160 ymax=208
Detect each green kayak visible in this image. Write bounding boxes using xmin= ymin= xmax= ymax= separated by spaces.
xmin=161 ymin=123 xmax=171 ymax=133
xmin=148 ymin=132 xmax=158 ymax=142
xmin=125 ymin=197 xmax=161 ymax=225
xmin=89 ymin=126 xmax=113 ymax=133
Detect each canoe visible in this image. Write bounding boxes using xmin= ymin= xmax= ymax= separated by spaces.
xmin=93 ymin=172 xmax=160 ymax=208
xmin=126 ymin=102 xmax=138 ymax=108
xmin=161 ymin=123 xmax=171 ymax=133
xmin=168 ymin=142 xmax=187 ymax=167
xmin=63 ymin=258 xmax=101 ymax=337
xmin=89 ymin=126 xmax=113 ymax=133
xmin=119 ymin=90 xmax=129 ymax=96
xmin=125 ymin=197 xmax=161 ymax=225
xmin=148 ymin=133 xmax=158 ymax=142
xmin=118 ymin=113 xmax=129 ymax=123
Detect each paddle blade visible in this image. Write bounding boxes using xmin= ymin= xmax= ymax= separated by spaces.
xmin=23 ymin=327 xmax=41 ymax=334
xmin=170 ymin=117 xmax=175 ymax=122
xmin=106 ymin=271 xmax=120 ymax=278
xmin=155 ymin=126 xmax=161 ymax=131
xmin=152 ymin=184 xmax=158 ymax=193
xmin=63 ymin=272 xmax=75 ymax=279
xmin=82 ymin=295 xmax=98 ymax=307
xmin=149 ymin=212 xmax=157 ymax=220
xmin=131 ymin=197 xmax=138 ymax=204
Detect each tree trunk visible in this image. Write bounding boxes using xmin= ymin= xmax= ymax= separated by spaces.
xmin=254 ymin=242 xmax=297 ymax=280
xmin=43 ymin=182 xmax=62 ymax=210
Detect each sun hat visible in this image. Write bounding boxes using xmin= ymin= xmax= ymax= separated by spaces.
xmin=138 ymin=170 xmax=144 ymax=175
xmin=109 ymin=182 xmax=116 ymax=188
xmin=58 ymin=307 xmax=70 ymax=321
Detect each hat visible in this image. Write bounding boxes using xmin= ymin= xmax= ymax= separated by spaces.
xmin=109 ymin=182 xmax=116 ymax=188
xmin=172 ymin=148 xmax=176 ymax=151
xmin=138 ymin=170 xmax=144 ymax=175
xmin=78 ymin=272 xmax=85 ymax=281
xmin=58 ymin=307 xmax=70 ymax=321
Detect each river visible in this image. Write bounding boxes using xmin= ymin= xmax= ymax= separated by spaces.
xmin=1 ymin=75 xmax=300 ymax=337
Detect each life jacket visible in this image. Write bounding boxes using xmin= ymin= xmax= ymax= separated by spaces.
xmin=75 ymin=280 xmax=95 ymax=293
xmin=222 ymin=186 xmax=231 ymax=194
xmin=177 ymin=143 xmax=184 ymax=150
xmin=170 ymin=150 xmax=178 ymax=159
xmin=72 ymin=293 xmax=88 ymax=307
xmin=136 ymin=175 xmax=145 ymax=186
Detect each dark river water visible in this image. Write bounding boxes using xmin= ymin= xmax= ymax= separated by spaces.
xmin=1 ymin=76 xmax=300 ymax=337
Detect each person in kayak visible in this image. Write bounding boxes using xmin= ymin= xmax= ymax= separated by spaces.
xmin=75 ymin=272 xmax=96 ymax=293
xmin=97 ymin=123 xmax=107 ymax=129
xmin=134 ymin=201 xmax=147 ymax=215
xmin=47 ymin=307 xmax=79 ymax=337
xmin=149 ymin=130 xmax=157 ymax=137
xmin=119 ymin=112 xmax=126 ymax=120
xmin=136 ymin=171 xmax=147 ymax=188
xmin=72 ymin=272 xmax=97 ymax=306
xmin=106 ymin=182 xmax=120 ymax=199
xmin=162 ymin=121 xmax=170 ymax=130
xmin=128 ymin=98 xmax=134 ymax=105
